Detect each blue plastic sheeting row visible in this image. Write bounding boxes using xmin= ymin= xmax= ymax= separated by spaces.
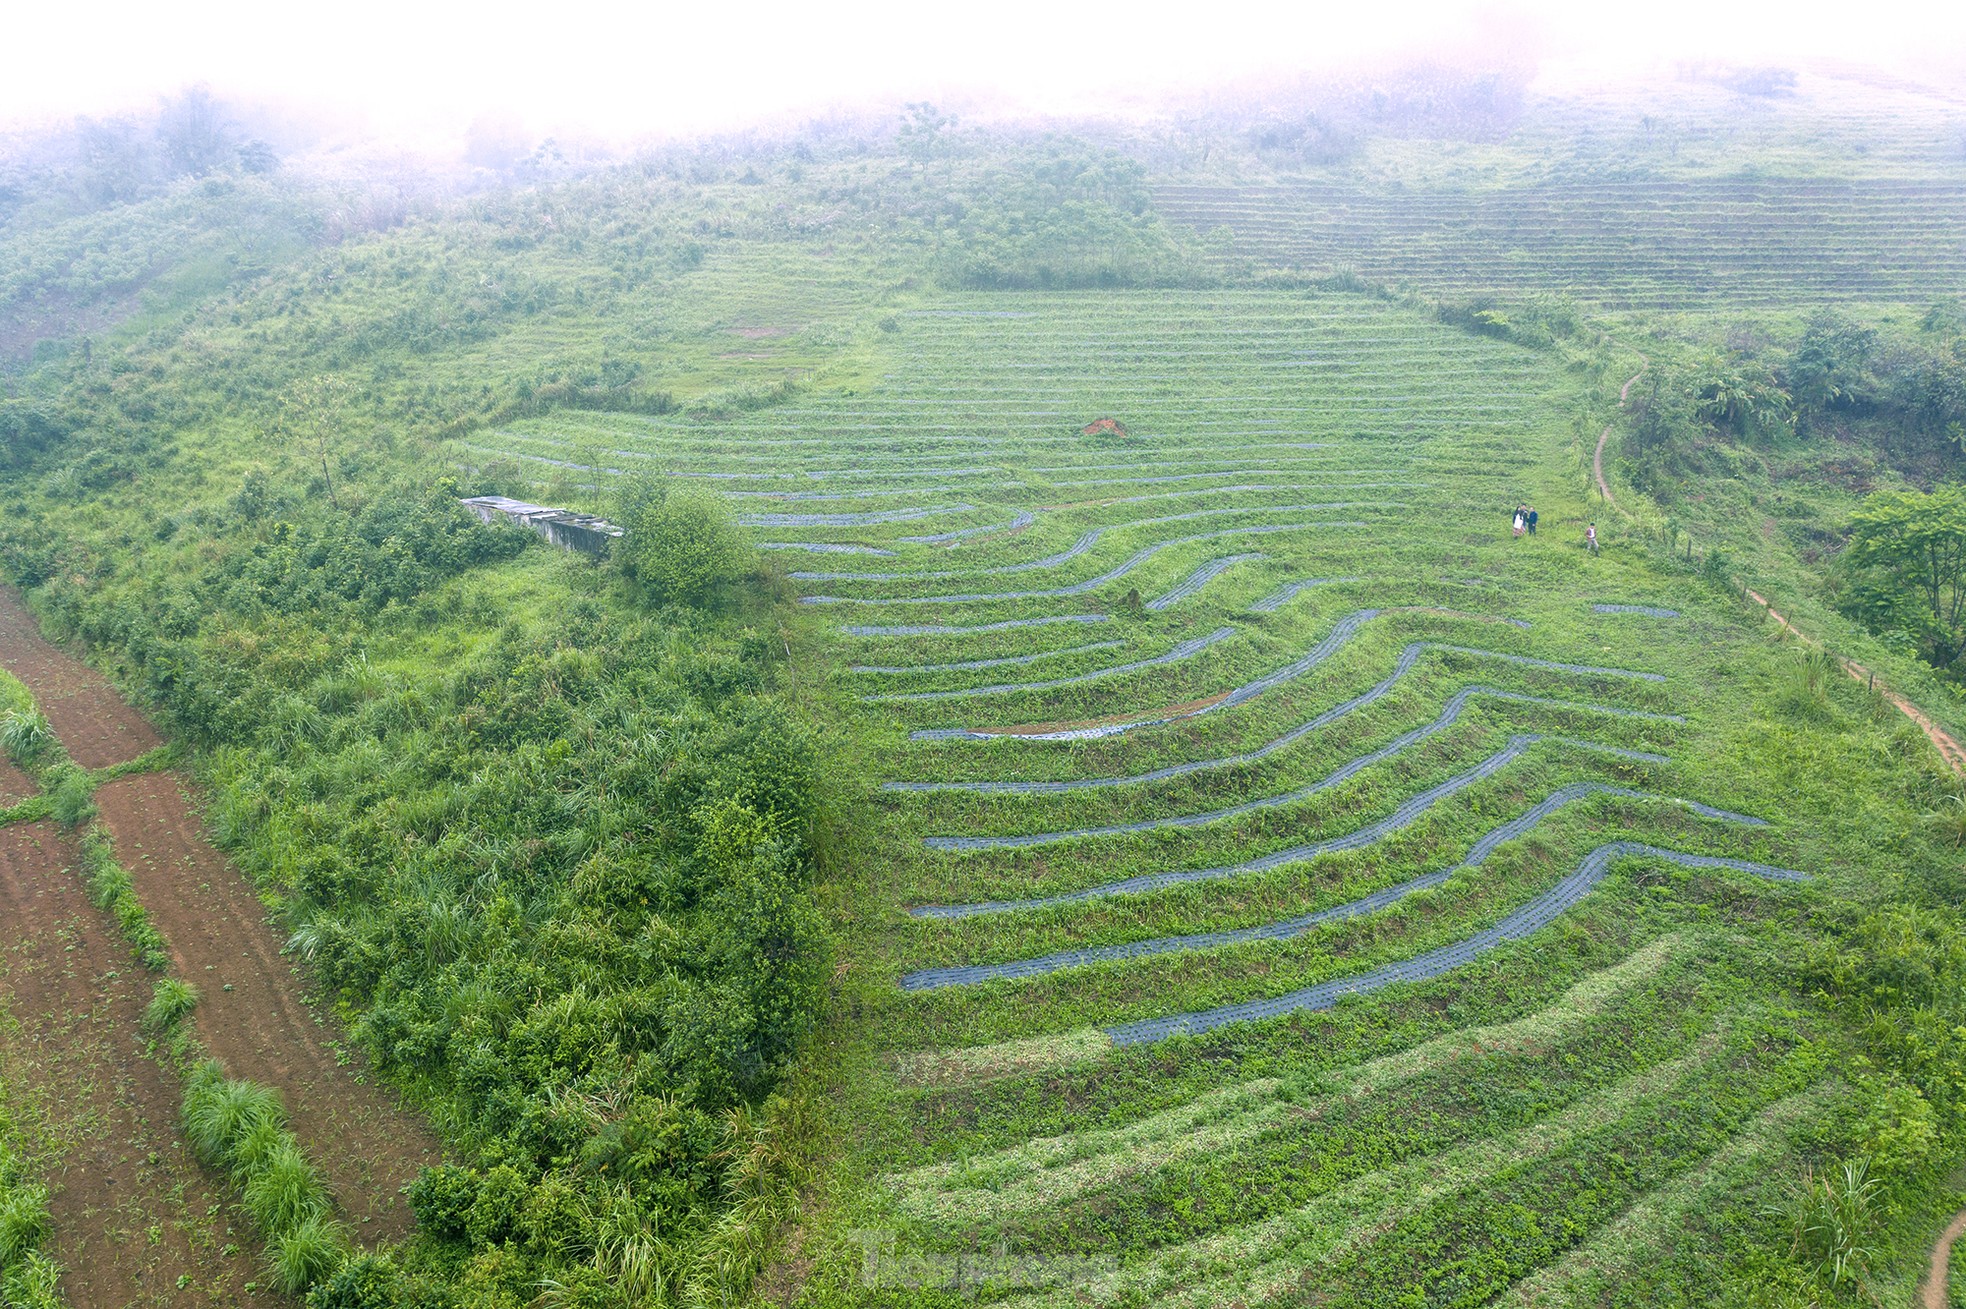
xmin=887 ymin=684 xmax=1682 ymax=795
xmin=1145 ymin=554 xmax=1267 ymax=610
xmin=901 ymin=785 xmax=1763 ymax=991
xmin=900 ymin=511 xmax=1038 ymax=543
xmin=864 ymin=629 xmax=1237 ymax=704
xmin=791 ymin=499 xmax=1397 ymax=583
xmin=922 ymin=732 xmax=1665 ymax=853
xmin=907 ymin=617 xmax=1661 ymax=744
xmin=803 ymin=522 xmax=1366 ymax=606
xmin=726 ymin=486 xmax=964 ymax=501
xmin=852 ymin=640 xmax=1125 ymax=676
xmin=1593 ymin=604 xmax=1682 ymax=617
xmin=758 ymin=542 xmax=897 ymax=556
xmin=910 ymin=735 xmax=1714 ymax=915
xmin=844 ymin=615 xmax=1110 ymax=637
xmin=738 ymin=504 xmax=975 ymax=527
xmin=1104 ymin=843 xmax=1808 ymax=1044
xmin=1251 ymin=577 xmax=1359 ymax=612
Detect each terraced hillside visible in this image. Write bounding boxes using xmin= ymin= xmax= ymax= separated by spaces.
xmin=462 ymin=288 xmax=1953 ymax=1303
xmin=1153 ymin=179 xmax=1966 ymax=307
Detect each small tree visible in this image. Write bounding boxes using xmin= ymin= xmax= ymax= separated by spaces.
xmin=616 ymin=478 xmax=750 ymax=607
xmin=897 ymin=102 xmax=953 ymax=172
xmin=276 ymin=375 xmax=357 ymax=512
xmin=1845 ymin=484 xmax=1966 ymax=671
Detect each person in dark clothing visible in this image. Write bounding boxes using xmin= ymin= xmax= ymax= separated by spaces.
xmin=1527 ymin=508 xmax=1538 ymax=535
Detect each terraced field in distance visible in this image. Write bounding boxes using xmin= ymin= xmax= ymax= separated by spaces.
xmin=460 ymin=286 xmax=1921 ymax=1303
xmin=1153 ymin=179 xmax=1966 ymax=308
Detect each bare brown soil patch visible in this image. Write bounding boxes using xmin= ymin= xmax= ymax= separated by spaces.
xmin=94 ymin=773 xmax=442 ymax=1238
xmin=0 ymin=820 xmax=277 ymax=1309
xmin=0 ymin=756 xmax=34 ymax=807
xmin=0 ymin=586 xmax=162 ymax=769
xmin=731 ymin=325 xmax=795 ymax=338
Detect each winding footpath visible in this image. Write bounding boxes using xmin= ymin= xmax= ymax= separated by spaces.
xmin=1595 ymin=359 xmax=1966 ymax=1297
xmin=1592 ymin=363 xmax=1647 ymax=518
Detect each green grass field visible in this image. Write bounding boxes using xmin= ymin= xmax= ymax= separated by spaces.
xmin=462 ymin=286 xmax=1963 ymax=1305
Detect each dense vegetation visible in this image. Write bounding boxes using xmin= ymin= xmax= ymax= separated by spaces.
xmin=0 ymin=70 xmax=1964 ymax=1309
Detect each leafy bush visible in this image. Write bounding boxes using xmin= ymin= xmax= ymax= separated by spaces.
xmin=407 ymin=1164 xmax=478 ymax=1241
xmin=614 ymin=477 xmax=752 ymax=607
xmin=304 ymin=1253 xmax=399 ymax=1309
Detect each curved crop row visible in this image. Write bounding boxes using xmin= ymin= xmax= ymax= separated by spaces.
xmin=902 ymin=785 xmax=1763 ymax=990
xmin=1106 ymin=844 xmax=1807 ymax=1044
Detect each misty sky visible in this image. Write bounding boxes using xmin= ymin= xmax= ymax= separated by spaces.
xmin=8 ymin=0 xmax=1966 ymax=143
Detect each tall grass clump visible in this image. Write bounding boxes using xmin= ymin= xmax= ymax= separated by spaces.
xmin=142 ymin=978 xmax=199 ymax=1034
xmin=181 ymin=1060 xmax=285 ymax=1169
xmin=178 ymin=1060 xmax=347 ymax=1293
xmin=1783 ymin=1158 xmax=1882 ymax=1291
xmin=0 ymin=709 xmax=53 ymax=768
xmin=266 ymin=1211 xmax=345 ymax=1296
xmin=243 ymin=1140 xmax=330 ymax=1234
xmin=78 ymin=826 xmax=167 ymax=968
xmin=46 ymin=763 xmax=94 ymax=827
xmin=0 ymin=1104 xmax=62 ymax=1308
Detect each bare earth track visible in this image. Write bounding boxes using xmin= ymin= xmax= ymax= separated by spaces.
xmin=0 ymin=587 xmax=161 ymax=768
xmin=0 ymin=820 xmax=277 ymax=1309
xmin=95 ymin=773 xmax=440 ymax=1238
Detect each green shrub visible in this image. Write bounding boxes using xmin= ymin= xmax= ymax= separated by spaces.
xmin=266 ymin=1211 xmax=345 ymax=1296
xmin=142 ymin=978 xmax=199 ymax=1033
xmin=466 ymin=1163 xmax=530 ymax=1248
xmin=407 ymin=1164 xmax=478 ymax=1241
xmin=305 ymin=1253 xmax=399 ymax=1309
xmin=615 ymin=477 xmax=751 ymax=606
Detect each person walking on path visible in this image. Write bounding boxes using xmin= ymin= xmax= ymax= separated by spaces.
xmin=1586 ymin=522 xmax=1599 ymax=555
xmin=1527 ymin=507 xmax=1538 ymax=535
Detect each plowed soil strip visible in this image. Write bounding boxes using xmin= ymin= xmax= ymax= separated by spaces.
xmin=0 ymin=820 xmax=276 ymax=1309
xmin=0 ymin=586 xmax=162 ymax=769
xmin=95 ymin=773 xmax=440 ymax=1238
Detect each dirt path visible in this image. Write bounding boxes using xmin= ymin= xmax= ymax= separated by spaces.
xmin=1919 ymin=1207 xmax=1966 ymax=1309
xmin=0 ymin=820 xmax=278 ymax=1309
xmin=0 ymin=586 xmax=162 ymax=769
xmin=1592 ymin=364 xmax=1647 ymax=519
xmin=1746 ymin=589 xmax=1966 ymax=777
xmin=94 ymin=773 xmax=441 ymax=1239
